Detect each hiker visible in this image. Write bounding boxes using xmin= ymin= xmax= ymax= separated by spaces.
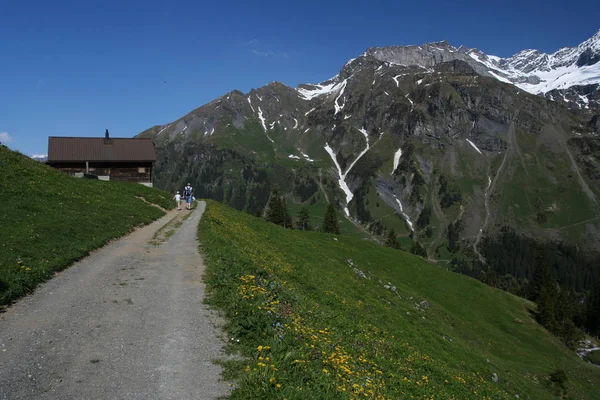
xmin=173 ymin=191 xmax=182 ymax=210
xmin=183 ymin=183 xmax=193 ymax=210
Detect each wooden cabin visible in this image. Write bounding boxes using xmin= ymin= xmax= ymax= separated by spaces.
xmin=47 ymin=131 xmax=156 ymax=187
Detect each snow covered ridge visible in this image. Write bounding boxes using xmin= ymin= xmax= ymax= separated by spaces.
xmin=297 ymin=80 xmax=337 ymax=100
xmin=464 ymin=30 xmax=600 ymax=99
xmin=296 ymin=78 xmax=349 ymax=101
xmin=298 ymin=30 xmax=599 ymax=108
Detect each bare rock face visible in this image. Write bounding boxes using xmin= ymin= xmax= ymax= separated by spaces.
xmin=366 ymin=42 xmax=492 ymax=77
xmin=577 ymin=47 xmax=600 ymax=67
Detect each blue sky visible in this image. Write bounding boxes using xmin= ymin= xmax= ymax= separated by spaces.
xmin=1 ymin=0 xmax=598 ymax=156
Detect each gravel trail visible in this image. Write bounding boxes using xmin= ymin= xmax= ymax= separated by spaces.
xmin=0 ymin=201 xmax=230 ymax=399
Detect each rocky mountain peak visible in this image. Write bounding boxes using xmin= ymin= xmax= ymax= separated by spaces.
xmin=294 ymin=30 xmax=599 ymax=111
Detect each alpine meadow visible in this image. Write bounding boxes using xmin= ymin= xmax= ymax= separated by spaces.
xmin=2 ymin=18 xmax=600 ymax=400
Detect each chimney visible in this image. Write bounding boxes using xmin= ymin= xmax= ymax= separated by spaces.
xmin=104 ymin=129 xmax=111 ymax=143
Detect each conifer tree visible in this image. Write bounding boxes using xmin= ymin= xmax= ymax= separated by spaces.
xmin=410 ymin=241 xmax=427 ymax=257
xmin=281 ymin=199 xmax=293 ymax=229
xmin=297 ymin=207 xmax=311 ymax=231
xmin=385 ymin=228 xmax=400 ymax=249
xmin=322 ymin=203 xmax=340 ymax=234
xmin=587 ymin=280 xmax=600 ymax=335
xmin=536 ymin=282 xmax=557 ymax=331
xmin=529 ymin=259 xmax=553 ymax=303
xmin=265 ymin=189 xmax=284 ymax=226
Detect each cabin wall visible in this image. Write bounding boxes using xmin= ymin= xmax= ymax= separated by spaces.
xmin=48 ymin=162 xmax=153 ymax=185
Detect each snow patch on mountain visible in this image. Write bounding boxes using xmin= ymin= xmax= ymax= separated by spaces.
xmin=519 ymin=63 xmax=600 ymax=94
xmin=297 ymin=81 xmax=337 ymax=100
xmin=324 ymin=143 xmax=353 ymax=217
xmin=157 ymin=125 xmax=170 ymax=135
xmin=466 ymin=139 xmax=483 ymax=155
xmin=393 ymin=195 xmax=414 ymax=232
xmin=334 ymin=80 xmax=348 ymax=115
xmin=392 ymin=148 xmax=402 ymax=174
xmin=257 ymin=107 xmax=267 ymax=131
xmin=405 ymin=94 xmax=414 ymax=111
xmin=298 ymin=148 xmax=314 ymax=162
xmin=324 ymin=127 xmax=371 ymax=217
xmin=257 ymin=107 xmax=275 ymax=143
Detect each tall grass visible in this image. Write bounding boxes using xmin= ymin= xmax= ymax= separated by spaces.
xmin=199 ymin=200 xmax=599 ymax=399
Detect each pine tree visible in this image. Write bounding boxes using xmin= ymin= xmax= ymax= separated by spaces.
xmin=554 ymin=288 xmax=583 ymax=349
xmin=281 ymin=199 xmax=293 ymax=229
xmin=297 ymin=207 xmax=311 ymax=231
xmin=322 ymin=203 xmax=340 ymax=234
xmin=536 ymin=283 xmax=557 ymax=331
xmin=265 ymin=189 xmax=284 ymax=226
xmin=385 ymin=228 xmax=400 ymax=249
xmin=410 ymin=241 xmax=427 ymax=257
xmin=529 ymin=259 xmax=553 ymax=303
xmin=587 ymin=279 xmax=600 ymax=335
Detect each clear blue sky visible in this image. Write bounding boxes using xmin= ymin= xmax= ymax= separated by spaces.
xmin=1 ymin=0 xmax=598 ymax=156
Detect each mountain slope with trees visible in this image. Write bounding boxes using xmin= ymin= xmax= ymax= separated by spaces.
xmin=137 ymin=33 xmax=600 ymax=301
xmin=199 ymin=200 xmax=600 ymax=399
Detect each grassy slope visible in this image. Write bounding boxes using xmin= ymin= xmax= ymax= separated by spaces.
xmin=0 ymin=146 xmax=174 ymax=305
xmin=199 ymin=200 xmax=599 ymax=399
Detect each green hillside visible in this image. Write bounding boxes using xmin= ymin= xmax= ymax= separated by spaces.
xmin=199 ymin=200 xmax=600 ymax=399
xmin=0 ymin=146 xmax=174 ymax=306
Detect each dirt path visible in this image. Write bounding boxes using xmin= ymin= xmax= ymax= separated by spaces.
xmin=0 ymin=201 xmax=230 ymax=400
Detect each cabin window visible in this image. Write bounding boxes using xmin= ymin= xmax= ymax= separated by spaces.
xmin=138 ymin=167 xmax=146 ymax=173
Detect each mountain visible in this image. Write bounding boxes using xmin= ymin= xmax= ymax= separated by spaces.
xmin=463 ymin=30 xmax=600 ymax=109
xmin=361 ymin=30 xmax=600 ymax=110
xmin=137 ymin=31 xmax=600 ymax=292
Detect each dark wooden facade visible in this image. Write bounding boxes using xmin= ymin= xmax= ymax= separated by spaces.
xmin=47 ymin=136 xmax=156 ymax=186
xmin=48 ymin=162 xmax=153 ymax=184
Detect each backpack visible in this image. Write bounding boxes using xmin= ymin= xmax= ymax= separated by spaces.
xmin=184 ymin=187 xmax=192 ymax=196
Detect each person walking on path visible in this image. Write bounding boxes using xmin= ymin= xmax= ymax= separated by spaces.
xmin=183 ymin=183 xmax=194 ymax=210
xmin=173 ymin=191 xmax=182 ymax=210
